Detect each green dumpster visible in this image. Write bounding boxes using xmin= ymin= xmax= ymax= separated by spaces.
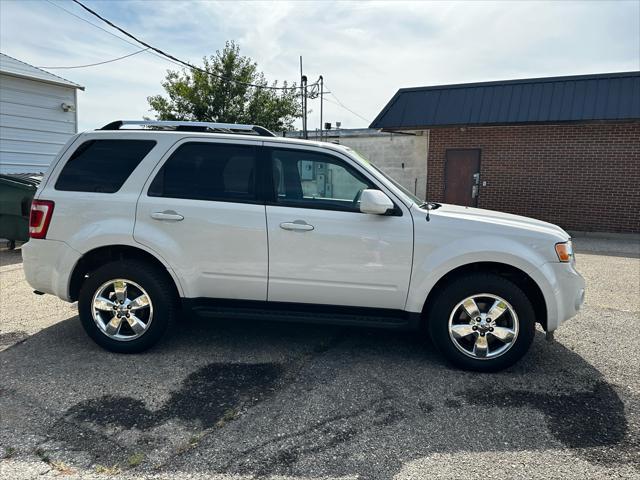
xmin=0 ymin=174 xmax=40 ymax=247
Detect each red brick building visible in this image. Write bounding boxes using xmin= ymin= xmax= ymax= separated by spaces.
xmin=371 ymin=72 xmax=640 ymax=234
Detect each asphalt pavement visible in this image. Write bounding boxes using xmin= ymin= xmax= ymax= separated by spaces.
xmin=0 ymin=236 xmax=639 ymax=479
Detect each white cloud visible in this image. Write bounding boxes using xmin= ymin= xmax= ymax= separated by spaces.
xmin=1 ymin=0 xmax=638 ymax=131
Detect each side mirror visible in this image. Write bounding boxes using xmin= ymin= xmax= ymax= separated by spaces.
xmin=359 ymin=189 xmax=394 ymax=215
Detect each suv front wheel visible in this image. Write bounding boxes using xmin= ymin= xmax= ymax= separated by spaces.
xmin=78 ymin=260 xmax=178 ymax=353
xmin=428 ymin=273 xmax=536 ymax=372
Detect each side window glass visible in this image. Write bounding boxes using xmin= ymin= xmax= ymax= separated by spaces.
xmin=271 ymin=149 xmax=373 ymax=211
xmin=149 ymin=142 xmax=257 ymax=202
xmin=55 ymin=140 xmax=156 ymax=193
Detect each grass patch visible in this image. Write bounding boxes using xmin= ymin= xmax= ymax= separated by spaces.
xmin=33 ymin=448 xmax=75 ymax=474
xmin=35 ymin=448 xmax=50 ymax=463
xmin=126 ymin=452 xmax=145 ymax=468
xmin=215 ymin=407 xmax=239 ymax=428
xmin=3 ymin=446 xmax=16 ymax=459
xmin=176 ymin=433 xmax=204 ymax=455
xmin=50 ymin=460 xmax=75 ymax=474
xmin=95 ymin=464 xmax=121 ymax=475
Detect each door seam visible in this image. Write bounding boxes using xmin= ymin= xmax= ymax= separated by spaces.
xmin=264 ymin=204 xmax=270 ymax=302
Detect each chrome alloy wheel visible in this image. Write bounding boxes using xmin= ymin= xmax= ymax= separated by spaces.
xmin=448 ymin=293 xmax=519 ymax=360
xmin=91 ymin=279 xmax=153 ymax=342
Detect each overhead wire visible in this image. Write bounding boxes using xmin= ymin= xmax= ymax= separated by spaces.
xmin=322 ymin=88 xmax=371 ymax=124
xmin=38 ymin=47 xmax=149 ymax=69
xmin=44 ymin=0 xmax=360 ymax=125
xmin=45 ymin=0 xmax=143 ymax=50
xmin=44 ymin=0 xmax=184 ymax=68
xmin=70 ymin=0 xmax=312 ymax=91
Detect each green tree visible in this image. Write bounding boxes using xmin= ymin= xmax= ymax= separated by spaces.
xmin=147 ymin=41 xmax=300 ymax=132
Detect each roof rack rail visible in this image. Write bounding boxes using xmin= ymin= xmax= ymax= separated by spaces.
xmin=99 ymin=120 xmax=276 ymax=137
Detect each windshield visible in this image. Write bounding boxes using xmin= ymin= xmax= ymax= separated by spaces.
xmin=346 ymin=147 xmax=424 ymax=206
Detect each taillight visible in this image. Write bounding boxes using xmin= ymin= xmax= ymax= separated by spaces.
xmin=29 ymin=200 xmax=55 ymax=239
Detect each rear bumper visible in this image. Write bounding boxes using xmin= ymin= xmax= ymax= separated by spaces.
xmin=543 ymin=261 xmax=585 ymax=331
xmin=22 ymin=239 xmax=81 ymax=302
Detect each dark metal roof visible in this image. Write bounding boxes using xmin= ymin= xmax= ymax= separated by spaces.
xmin=370 ymin=71 xmax=640 ymax=130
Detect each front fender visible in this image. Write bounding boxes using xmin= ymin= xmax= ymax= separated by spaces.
xmin=405 ymin=235 xmax=559 ymax=327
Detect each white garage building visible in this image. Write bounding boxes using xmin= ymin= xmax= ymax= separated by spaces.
xmin=0 ymin=53 xmax=84 ymax=174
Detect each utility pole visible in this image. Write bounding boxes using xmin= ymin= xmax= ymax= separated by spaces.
xmin=299 ymin=58 xmax=326 ymax=141
xmin=299 ymin=56 xmax=308 ymax=140
xmin=319 ymin=75 xmax=324 ymax=142
xmin=302 ymin=76 xmax=308 ymax=139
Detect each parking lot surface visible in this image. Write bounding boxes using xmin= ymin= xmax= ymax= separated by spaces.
xmin=1 ymin=237 xmax=639 ymax=479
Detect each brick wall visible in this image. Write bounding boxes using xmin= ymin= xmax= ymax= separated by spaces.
xmin=426 ymin=122 xmax=640 ymax=233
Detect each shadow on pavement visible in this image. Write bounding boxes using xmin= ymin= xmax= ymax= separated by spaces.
xmin=0 ymin=248 xmax=23 ymax=267
xmin=0 ymin=313 xmax=637 ymax=479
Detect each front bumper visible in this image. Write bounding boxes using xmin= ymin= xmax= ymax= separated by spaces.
xmin=542 ymin=260 xmax=585 ymax=331
xmin=22 ymin=239 xmax=81 ymax=302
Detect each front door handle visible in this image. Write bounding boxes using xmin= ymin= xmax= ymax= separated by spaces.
xmin=280 ymin=220 xmax=314 ymax=232
xmin=151 ymin=210 xmax=184 ymax=221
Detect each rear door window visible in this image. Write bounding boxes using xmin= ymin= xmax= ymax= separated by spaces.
xmin=148 ymin=142 xmax=258 ymax=202
xmin=55 ymin=139 xmax=156 ymax=193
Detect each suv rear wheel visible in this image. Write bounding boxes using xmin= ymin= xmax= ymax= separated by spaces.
xmin=78 ymin=260 xmax=177 ymax=353
xmin=428 ymin=273 xmax=536 ymax=372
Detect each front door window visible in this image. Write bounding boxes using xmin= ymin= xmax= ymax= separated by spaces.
xmin=271 ymin=149 xmax=373 ymax=212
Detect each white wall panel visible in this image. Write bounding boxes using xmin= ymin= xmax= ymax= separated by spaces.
xmin=0 ymin=74 xmax=78 ymax=173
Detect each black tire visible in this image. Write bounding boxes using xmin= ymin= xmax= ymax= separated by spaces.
xmin=78 ymin=260 xmax=178 ymax=353
xmin=427 ymin=273 xmax=535 ymax=372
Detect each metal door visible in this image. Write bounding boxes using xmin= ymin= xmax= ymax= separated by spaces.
xmin=444 ymin=149 xmax=481 ymax=207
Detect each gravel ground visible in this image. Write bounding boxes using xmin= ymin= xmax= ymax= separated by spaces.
xmin=0 ymin=236 xmax=638 ymax=480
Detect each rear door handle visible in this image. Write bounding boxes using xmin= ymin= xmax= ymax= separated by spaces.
xmin=280 ymin=220 xmax=314 ymax=232
xmin=151 ymin=210 xmax=184 ymax=221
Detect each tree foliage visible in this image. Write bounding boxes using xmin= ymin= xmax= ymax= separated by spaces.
xmin=147 ymin=41 xmax=300 ymax=131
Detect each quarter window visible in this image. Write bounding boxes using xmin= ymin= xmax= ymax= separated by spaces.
xmin=149 ymin=142 xmax=257 ymax=202
xmin=271 ymin=149 xmax=373 ymax=212
xmin=55 ymin=140 xmax=156 ymax=193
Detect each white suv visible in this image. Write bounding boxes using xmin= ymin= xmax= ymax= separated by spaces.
xmin=23 ymin=120 xmax=585 ymax=371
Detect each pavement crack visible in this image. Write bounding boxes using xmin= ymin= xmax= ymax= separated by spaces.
xmin=217 ymin=396 xmax=404 ymax=477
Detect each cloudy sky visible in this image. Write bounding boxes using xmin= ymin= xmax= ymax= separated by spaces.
xmin=1 ymin=0 xmax=638 ymax=131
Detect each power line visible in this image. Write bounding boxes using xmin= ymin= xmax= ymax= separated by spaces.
xmin=324 ymin=97 xmax=370 ymax=123
xmin=45 ymin=0 xmax=141 ymax=50
xmin=44 ymin=0 xmax=183 ymax=68
xmin=38 ymin=47 xmax=149 ymax=69
xmin=322 ymin=88 xmax=371 ymax=124
xmin=71 ymin=0 xmax=310 ymax=92
xmin=326 ymin=87 xmax=371 ymax=123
